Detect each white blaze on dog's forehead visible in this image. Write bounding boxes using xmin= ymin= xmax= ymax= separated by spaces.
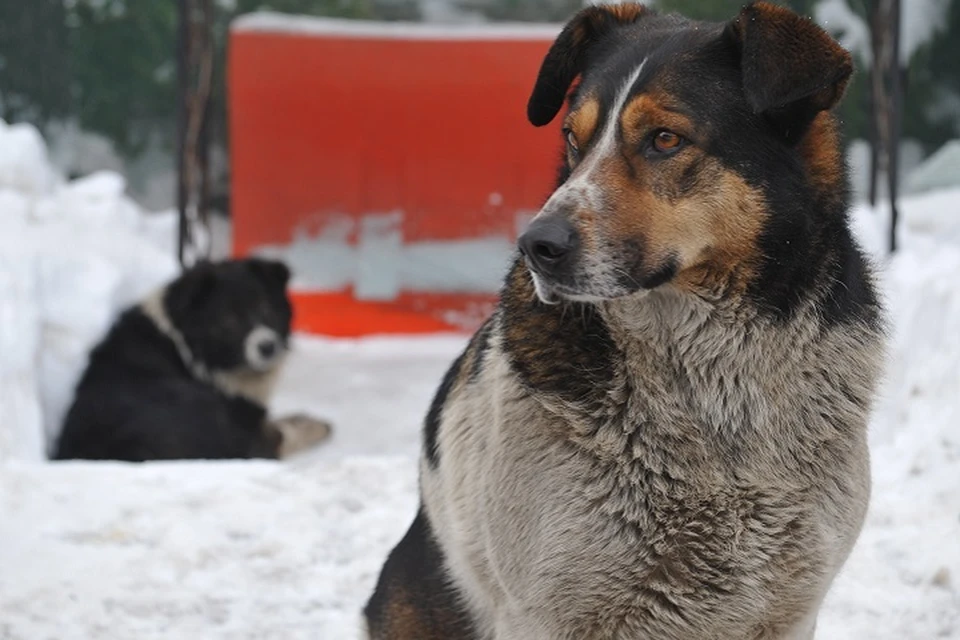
xmin=536 ymin=57 xmax=649 ymax=217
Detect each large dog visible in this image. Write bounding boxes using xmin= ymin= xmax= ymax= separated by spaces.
xmin=366 ymin=3 xmax=885 ymax=638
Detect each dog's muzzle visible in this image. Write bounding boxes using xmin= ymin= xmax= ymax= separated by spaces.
xmin=245 ymin=326 xmax=286 ymax=371
xmin=518 ymin=217 xmax=578 ymax=279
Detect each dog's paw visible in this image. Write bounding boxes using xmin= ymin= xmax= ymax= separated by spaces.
xmin=270 ymin=413 xmax=333 ymax=458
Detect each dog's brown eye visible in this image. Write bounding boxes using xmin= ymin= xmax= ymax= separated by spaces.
xmin=652 ymin=130 xmax=683 ymax=153
xmin=564 ymin=129 xmax=579 ymax=156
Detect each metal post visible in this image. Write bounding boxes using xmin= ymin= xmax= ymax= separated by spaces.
xmin=867 ymin=68 xmax=879 ymax=207
xmin=176 ymin=0 xmax=190 ymax=267
xmin=175 ymin=0 xmax=215 ymax=268
xmin=888 ymin=0 xmax=902 ymax=253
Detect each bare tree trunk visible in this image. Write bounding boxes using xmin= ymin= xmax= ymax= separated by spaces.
xmin=887 ymin=0 xmax=902 ymax=253
xmin=176 ymin=0 xmax=189 ymax=267
xmin=869 ymin=0 xmax=902 ymax=253
xmin=867 ymin=68 xmax=880 ymax=207
xmin=176 ymin=0 xmax=215 ymax=268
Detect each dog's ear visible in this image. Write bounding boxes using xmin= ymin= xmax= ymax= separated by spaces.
xmin=527 ymin=3 xmax=650 ymax=127
xmin=167 ymin=261 xmax=217 ymax=317
xmin=246 ymin=258 xmax=291 ymax=290
xmin=725 ymin=2 xmax=852 ymax=141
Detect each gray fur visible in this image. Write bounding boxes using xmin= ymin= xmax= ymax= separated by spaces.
xmin=420 ymin=283 xmax=884 ymax=639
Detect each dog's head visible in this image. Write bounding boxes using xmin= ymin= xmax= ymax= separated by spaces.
xmin=164 ymin=258 xmax=293 ymax=374
xmin=519 ymin=2 xmax=852 ymax=306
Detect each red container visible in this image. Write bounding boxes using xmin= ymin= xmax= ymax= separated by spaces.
xmin=229 ymin=15 xmax=561 ymax=336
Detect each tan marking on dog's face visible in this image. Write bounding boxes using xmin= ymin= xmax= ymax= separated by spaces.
xmin=540 ymin=87 xmax=767 ymax=299
xmin=564 ymin=96 xmax=601 ymax=163
xmin=603 ymin=3 xmax=648 ymax=24
xmin=569 ymin=4 xmax=649 ymax=50
xmin=798 ymin=112 xmax=845 ymax=202
xmin=619 ymin=93 xmax=697 ymax=149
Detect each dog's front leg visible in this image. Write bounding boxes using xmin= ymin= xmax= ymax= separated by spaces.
xmin=365 ymin=509 xmax=479 ymax=639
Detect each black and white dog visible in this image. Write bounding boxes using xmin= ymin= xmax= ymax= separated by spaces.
xmin=54 ymin=258 xmax=330 ymax=461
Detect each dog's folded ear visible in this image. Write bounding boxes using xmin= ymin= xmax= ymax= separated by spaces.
xmin=246 ymin=257 xmax=291 ymax=289
xmin=166 ymin=261 xmax=217 ymax=316
xmin=527 ymin=3 xmax=650 ymax=127
xmin=726 ymin=2 xmax=852 ymax=142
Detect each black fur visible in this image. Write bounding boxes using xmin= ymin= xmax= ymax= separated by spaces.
xmin=164 ymin=259 xmax=292 ymax=371
xmin=365 ymin=510 xmax=477 ymax=640
xmin=53 ymin=258 xmax=292 ymax=461
xmin=726 ymin=3 xmax=853 ymax=142
xmin=423 ymin=316 xmax=496 ymax=468
xmin=527 ymin=4 xmax=650 ymax=127
xmin=467 ymin=317 xmax=494 ymax=381
xmin=423 ymin=351 xmax=467 ymax=468
xmin=500 ymin=259 xmax=618 ymax=413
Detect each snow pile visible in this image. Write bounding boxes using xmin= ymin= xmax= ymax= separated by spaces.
xmin=824 ymin=190 xmax=960 ymax=639
xmin=232 ymin=11 xmax=560 ymax=40
xmin=0 ymin=250 xmax=44 ymax=461
xmin=0 ymin=120 xmax=60 ymax=197
xmin=815 ymin=0 xmax=950 ymax=64
xmin=0 ymin=457 xmax=419 ymax=640
xmin=815 ymin=0 xmax=872 ymax=63
xmin=0 ymin=119 xmax=179 ymax=460
xmin=907 ymin=140 xmax=960 ymax=195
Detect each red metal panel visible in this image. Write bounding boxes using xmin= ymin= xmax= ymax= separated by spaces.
xmin=229 ymin=19 xmax=560 ymax=335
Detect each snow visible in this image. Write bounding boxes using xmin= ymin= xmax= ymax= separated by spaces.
xmin=815 ymin=0 xmax=950 ymax=64
xmin=908 ymin=140 xmax=960 ymax=195
xmin=815 ymin=0 xmax=872 ymax=63
xmin=232 ymin=12 xmax=559 ymax=40
xmin=0 ymin=119 xmax=178 ymax=459
xmin=0 ymin=457 xmax=418 ymax=640
xmin=1 ymin=122 xmax=959 ymax=637
xmin=900 ymin=0 xmax=951 ymax=63
xmin=0 ymin=120 xmax=60 ymax=197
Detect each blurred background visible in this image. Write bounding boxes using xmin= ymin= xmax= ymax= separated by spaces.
xmin=1 ymin=0 xmax=956 ymax=210
xmin=2 ymin=0 xmax=957 ymax=337
xmin=0 ymin=2 xmax=958 ymax=638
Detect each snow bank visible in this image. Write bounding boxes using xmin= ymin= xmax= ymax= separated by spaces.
xmin=0 ymin=120 xmax=178 ymax=459
xmin=232 ymin=11 xmax=559 ymax=40
xmin=824 ymin=190 xmax=960 ymax=639
xmin=0 ymin=252 xmax=44 ymax=461
xmin=815 ymin=0 xmax=872 ymax=63
xmin=907 ymin=140 xmax=960 ymax=195
xmin=0 ymin=457 xmax=418 ymax=640
xmin=0 ymin=120 xmax=60 ymax=197
xmin=815 ymin=0 xmax=950 ymax=64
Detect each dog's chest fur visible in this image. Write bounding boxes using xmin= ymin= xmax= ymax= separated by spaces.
xmin=421 ymin=267 xmax=880 ymax=640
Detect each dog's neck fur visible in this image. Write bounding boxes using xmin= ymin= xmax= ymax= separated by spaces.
xmin=139 ymin=288 xmax=283 ymax=406
xmin=570 ymin=281 xmax=883 ymax=476
xmin=600 ymin=287 xmax=794 ymax=426
xmin=502 ymin=257 xmax=882 ymax=463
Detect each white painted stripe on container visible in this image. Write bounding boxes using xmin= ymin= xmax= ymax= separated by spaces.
xmin=254 ymin=213 xmax=515 ymax=299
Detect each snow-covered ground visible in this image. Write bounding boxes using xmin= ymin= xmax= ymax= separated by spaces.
xmin=1 ymin=116 xmax=959 ymax=637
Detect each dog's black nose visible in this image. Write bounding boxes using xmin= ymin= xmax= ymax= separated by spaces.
xmin=518 ymin=218 xmax=577 ymax=276
xmin=257 ymin=338 xmax=278 ymax=359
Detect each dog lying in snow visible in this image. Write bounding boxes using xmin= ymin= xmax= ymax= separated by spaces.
xmin=54 ymin=258 xmax=331 ymax=461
